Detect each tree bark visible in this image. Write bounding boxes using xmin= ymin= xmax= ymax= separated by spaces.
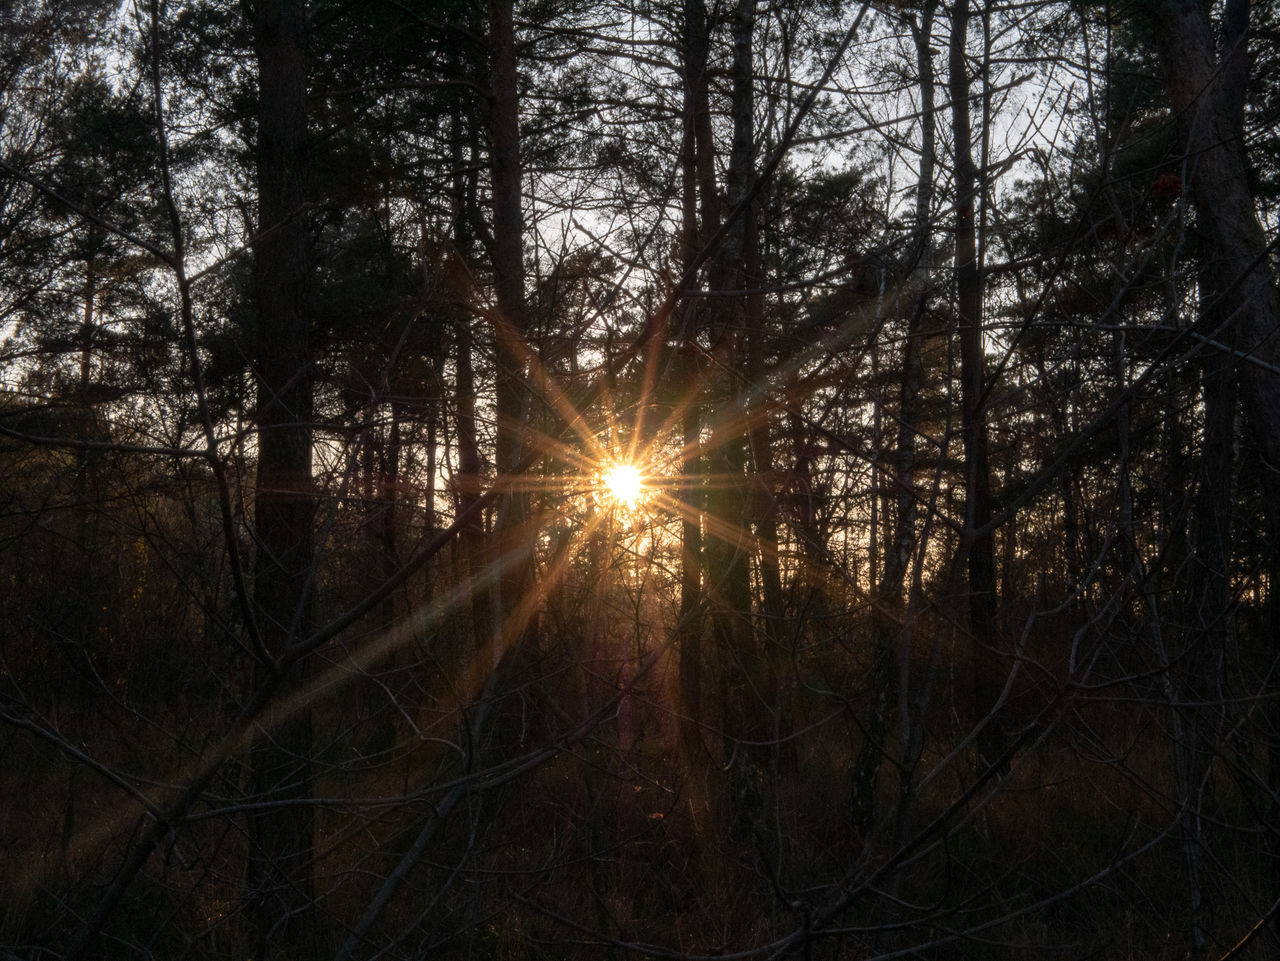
xmin=741 ymin=0 xmax=784 ymax=725
xmin=449 ymin=110 xmax=490 ymax=651
xmin=675 ymin=0 xmax=715 ymax=767
xmin=246 ymin=0 xmax=315 ymax=954
xmin=709 ymin=0 xmax=768 ymax=839
xmin=1148 ymin=0 xmax=1280 ymax=513
xmin=852 ymin=0 xmax=936 ymax=835
xmin=948 ymin=0 xmax=1000 ymax=757
xmin=1147 ymin=2 xmax=1279 ymax=951
xmin=487 ymin=0 xmax=536 ymax=661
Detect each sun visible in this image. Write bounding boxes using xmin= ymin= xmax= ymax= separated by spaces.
xmin=601 ymin=461 xmax=645 ymax=508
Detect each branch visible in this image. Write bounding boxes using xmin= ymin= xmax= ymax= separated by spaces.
xmin=0 ymin=158 xmax=176 ymax=269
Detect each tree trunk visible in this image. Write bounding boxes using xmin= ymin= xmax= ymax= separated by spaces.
xmin=852 ymin=0 xmax=936 ymax=836
xmin=1146 ymin=1 xmax=1278 ymax=950
xmin=742 ymin=0 xmax=785 ymax=763
xmin=674 ymin=0 xmax=715 ymax=769
xmin=487 ymin=0 xmax=536 ymax=662
xmin=246 ymin=0 xmax=315 ymax=954
xmin=449 ymin=111 xmax=490 ymax=651
xmin=948 ymin=0 xmax=1000 ymax=758
xmin=1148 ymin=0 xmax=1280 ymax=517
xmin=708 ymin=0 xmax=769 ymax=840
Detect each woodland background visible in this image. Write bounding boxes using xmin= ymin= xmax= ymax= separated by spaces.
xmin=1 ymin=0 xmax=1279 ymax=958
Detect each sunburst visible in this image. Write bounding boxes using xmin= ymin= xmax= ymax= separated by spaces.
xmin=600 ymin=461 xmax=646 ymax=508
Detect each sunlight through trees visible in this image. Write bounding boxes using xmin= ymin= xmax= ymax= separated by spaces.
xmin=2 ymin=0 xmax=1279 ymax=959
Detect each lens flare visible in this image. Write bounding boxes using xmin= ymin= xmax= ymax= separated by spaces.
xmin=602 ymin=462 xmax=644 ymax=507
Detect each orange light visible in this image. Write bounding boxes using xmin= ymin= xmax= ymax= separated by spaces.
xmin=602 ymin=462 xmax=644 ymax=507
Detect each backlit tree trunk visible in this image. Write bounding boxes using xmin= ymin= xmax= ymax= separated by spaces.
xmin=711 ymin=0 xmax=769 ymax=838
xmin=487 ymin=0 xmax=536 ymax=661
xmin=246 ymin=0 xmax=316 ymax=954
xmin=1147 ymin=1 xmax=1277 ymax=951
xmin=449 ymin=111 xmax=491 ymax=651
xmin=675 ymin=0 xmax=714 ymax=766
xmin=852 ymin=0 xmax=936 ymax=835
xmin=948 ymin=0 xmax=1000 ymax=756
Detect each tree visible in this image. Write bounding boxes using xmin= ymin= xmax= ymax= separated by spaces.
xmin=243 ymin=0 xmax=317 ymax=954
